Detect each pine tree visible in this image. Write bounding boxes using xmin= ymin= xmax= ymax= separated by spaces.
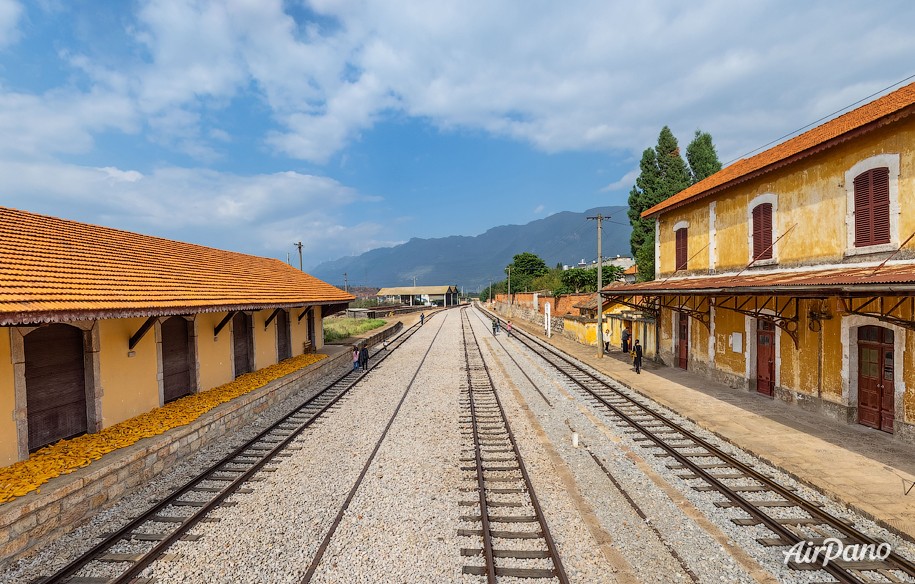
xmin=627 ymin=126 xmax=691 ymax=280
xmin=686 ymin=130 xmax=722 ymax=183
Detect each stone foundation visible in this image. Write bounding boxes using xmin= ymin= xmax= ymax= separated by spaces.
xmin=0 ymin=349 xmax=351 ymax=569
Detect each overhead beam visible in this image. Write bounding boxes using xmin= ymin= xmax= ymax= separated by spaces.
xmin=298 ymin=307 xmax=311 ymax=323
xmin=264 ymin=308 xmax=283 ymax=330
xmin=129 ymin=316 xmax=158 ymax=350
xmin=214 ymin=311 xmax=236 ymax=337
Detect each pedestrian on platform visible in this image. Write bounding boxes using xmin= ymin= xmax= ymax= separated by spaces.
xmin=359 ymin=344 xmax=369 ymax=372
xmin=420 ymin=312 xmax=425 ymax=325
xmin=621 ymin=326 xmax=631 ymax=353
xmin=492 ymin=318 xmax=498 ymax=335
xmin=633 ymin=339 xmax=643 ymax=374
xmin=507 ymin=320 xmax=513 ymax=337
xmin=352 ymin=345 xmax=360 ymax=371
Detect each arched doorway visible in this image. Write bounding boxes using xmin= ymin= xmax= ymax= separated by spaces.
xmin=161 ymin=316 xmax=193 ymax=402
xmin=24 ymin=324 xmax=87 ymax=451
xmin=233 ymin=312 xmax=254 ymax=377
xmin=857 ymin=325 xmax=894 ymax=433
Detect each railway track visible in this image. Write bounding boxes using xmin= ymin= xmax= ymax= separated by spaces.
xmin=458 ymin=308 xmax=569 ymax=583
xmin=478 ymin=304 xmax=915 ymax=584
xmin=36 ymin=317 xmax=428 ymax=584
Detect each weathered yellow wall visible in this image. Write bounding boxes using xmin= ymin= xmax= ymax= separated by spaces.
xmin=313 ymin=306 xmax=324 ymax=350
xmin=563 ymin=319 xmax=597 ymax=345
xmin=819 ymin=304 xmax=844 ymax=402
xmin=0 ymin=329 xmax=17 ymax=466
xmin=658 ymin=206 xmax=710 ymax=274
xmin=99 ymin=318 xmax=160 ymax=427
xmin=253 ymin=309 xmax=275 ymax=371
xmin=198 ymin=312 xmax=233 ymax=391
xmin=289 ymin=308 xmax=307 ymax=356
xmin=657 ymin=118 xmax=915 ymax=276
xmin=711 ymin=308 xmax=745 ymax=376
xmin=905 ymin=330 xmax=915 ymax=423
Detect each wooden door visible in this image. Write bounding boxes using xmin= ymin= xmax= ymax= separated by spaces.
xmin=162 ymin=316 xmax=191 ymax=403
xmin=276 ymin=310 xmax=291 ymax=361
xmin=24 ymin=324 xmax=87 ymax=451
xmin=677 ymin=316 xmax=688 ymax=369
xmin=857 ymin=326 xmax=894 ymax=433
xmin=233 ymin=313 xmax=253 ymax=377
xmin=756 ymin=321 xmax=775 ymax=397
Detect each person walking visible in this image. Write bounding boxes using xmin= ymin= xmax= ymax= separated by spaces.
xmin=420 ymin=312 xmax=425 ymax=325
xmin=506 ymin=320 xmax=513 ymax=337
xmin=359 ymin=344 xmax=369 ymax=372
xmin=492 ymin=318 xmax=498 ymax=335
xmin=352 ymin=345 xmax=360 ymax=372
xmin=633 ymin=339 xmax=643 ymax=374
xmin=621 ymin=326 xmax=631 ymax=353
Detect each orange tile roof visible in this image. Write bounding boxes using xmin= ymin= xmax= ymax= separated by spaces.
xmin=0 ymin=207 xmax=354 ymax=325
xmin=643 ymin=81 xmax=915 ymax=218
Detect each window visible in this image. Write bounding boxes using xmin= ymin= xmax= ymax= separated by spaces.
xmin=675 ymin=227 xmax=688 ymax=270
xmin=752 ymin=203 xmax=773 ymax=260
xmin=854 ymin=167 xmax=890 ymax=247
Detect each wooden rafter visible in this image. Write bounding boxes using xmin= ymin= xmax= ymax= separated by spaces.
xmin=659 ymin=295 xmax=711 ymax=330
xmin=214 ymin=311 xmax=236 ymax=337
xmin=128 ymin=316 xmax=158 ymax=350
xmin=264 ymin=308 xmax=283 ymax=330
xmin=601 ymin=293 xmax=659 ymax=317
xmin=298 ymin=307 xmax=311 ymax=322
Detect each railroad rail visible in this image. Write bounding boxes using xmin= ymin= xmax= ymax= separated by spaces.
xmin=478 ymin=304 xmax=915 ymax=584
xmin=37 ymin=317 xmax=428 ymax=584
xmin=458 ymin=308 xmax=569 ymax=583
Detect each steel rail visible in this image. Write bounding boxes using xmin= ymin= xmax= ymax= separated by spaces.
xmin=477 ymin=304 xmax=915 ymax=583
xmin=461 ymin=308 xmax=570 ymax=583
xmin=37 ymin=316 xmax=429 ymax=584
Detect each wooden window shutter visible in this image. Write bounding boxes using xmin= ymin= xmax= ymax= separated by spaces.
xmin=675 ymin=228 xmax=687 ymax=270
xmin=752 ymin=203 xmax=773 ymax=260
xmin=854 ymin=167 xmax=890 ymax=247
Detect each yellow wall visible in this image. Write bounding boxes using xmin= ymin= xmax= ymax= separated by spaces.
xmin=906 ymin=330 xmax=915 ymax=423
xmin=290 ymin=308 xmax=309 ymax=355
xmin=563 ymin=319 xmax=597 ymax=345
xmin=98 ymin=318 xmax=160 ymax=427
xmin=711 ymin=308 xmax=745 ymax=377
xmin=657 ymin=118 xmax=915 ymax=276
xmin=253 ymin=309 xmax=275 ymax=371
xmin=198 ymin=312 xmax=234 ymax=391
xmin=0 ymin=328 xmax=17 ymax=466
xmin=313 ymin=306 xmax=324 ymax=350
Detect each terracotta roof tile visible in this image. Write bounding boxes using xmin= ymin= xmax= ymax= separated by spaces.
xmin=0 ymin=207 xmax=354 ymax=325
xmin=643 ymin=81 xmax=915 ymax=218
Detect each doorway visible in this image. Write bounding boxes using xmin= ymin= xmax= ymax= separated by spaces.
xmin=857 ymin=325 xmax=894 ymax=433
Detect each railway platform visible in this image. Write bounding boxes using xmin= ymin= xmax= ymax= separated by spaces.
xmin=510 ymin=319 xmax=915 ymax=543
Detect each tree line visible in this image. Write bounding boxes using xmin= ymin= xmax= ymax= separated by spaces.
xmin=479 ymin=251 xmax=624 ymax=301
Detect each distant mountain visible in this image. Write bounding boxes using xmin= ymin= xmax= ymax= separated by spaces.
xmin=310 ymin=206 xmax=632 ymax=291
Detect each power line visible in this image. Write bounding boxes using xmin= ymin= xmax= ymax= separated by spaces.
xmin=725 ymin=73 xmax=915 ymax=165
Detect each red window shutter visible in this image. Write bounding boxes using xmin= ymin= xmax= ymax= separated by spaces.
xmin=675 ymin=228 xmax=687 ymax=270
xmin=854 ymin=167 xmax=890 ymax=247
xmin=752 ymin=203 xmax=773 ymax=260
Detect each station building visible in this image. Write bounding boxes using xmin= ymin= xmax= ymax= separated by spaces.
xmin=376 ymin=285 xmax=459 ymax=306
xmin=0 ymin=207 xmax=354 ymax=466
xmin=602 ymin=82 xmax=915 ymax=441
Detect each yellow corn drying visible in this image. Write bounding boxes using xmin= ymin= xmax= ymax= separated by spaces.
xmin=0 ymin=353 xmax=327 ymax=505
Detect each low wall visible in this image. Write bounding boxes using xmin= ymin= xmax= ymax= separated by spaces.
xmin=0 ymin=349 xmax=351 ymax=568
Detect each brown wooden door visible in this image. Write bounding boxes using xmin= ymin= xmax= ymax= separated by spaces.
xmin=233 ymin=313 xmax=253 ymax=377
xmin=276 ymin=310 xmax=291 ymax=361
xmin=24 ymin=324 xmax=87 ymax=451
xmin=756 ymin=321 xmax=775 ymax=397
xmin=857 ymin=326 xmax=894 ymax=433
xmin=677 ymin=316 xmax=688 ymax=369
xmin=162 ymin=317 xmax=191 ymax=403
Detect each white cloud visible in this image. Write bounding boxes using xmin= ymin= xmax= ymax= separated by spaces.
xmin=0 ymin=0 xmax=21 ymax=48
xmin=533 ymin=204 xmax=545 ymax=214
xmin=0 ymin=160 xmax=367 ymax=260
xmin=601 ymin=168 xmax=640 ymax=193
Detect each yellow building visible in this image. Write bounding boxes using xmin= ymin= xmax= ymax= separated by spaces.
xmin=604 ymin=82 xmax=915 ymax=441
xmin=0 ymin=207 xmax=353 ymax=466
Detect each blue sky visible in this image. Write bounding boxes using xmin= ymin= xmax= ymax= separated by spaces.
xmin=1 ymin=1 xmax=914 ymax=269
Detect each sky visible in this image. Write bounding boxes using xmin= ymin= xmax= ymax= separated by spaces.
xmin=1 ymin=1 xmax=914 ymax=270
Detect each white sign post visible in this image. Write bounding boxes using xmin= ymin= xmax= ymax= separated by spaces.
xmin=544 ymin=302 xmax=551 ymax=338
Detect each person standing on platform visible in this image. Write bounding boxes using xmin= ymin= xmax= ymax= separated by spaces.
xmin=359 ymin=344 xmax=369 ymax=372
xmin=420 ymin=312 xmax=425 ymax=325
xmin=352 ymin=345 xmax=360 ymax=372
xmin=507 ymin=320 xmax=513 ymax=337
xmin=633 ymin=339 xmax=643 ymax=374
xmin=621 ymin=326 xmax=631 ymax=353
xmin=492 ymin=318 xmax=498 ymax=335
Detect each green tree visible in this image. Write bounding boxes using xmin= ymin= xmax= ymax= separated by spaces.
xmin=510 ymin=252 xmax=549 ymax=278
xmin=561 ymin=268 xmax=592 ymax=293
xmin=686 ymin=129 xmax=722 ymax=183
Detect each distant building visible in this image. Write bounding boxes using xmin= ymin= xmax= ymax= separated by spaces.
xmin=564 ymin=255 xmax=634 ymax=271
xmin=376 ymin=286 xmax=459 ymax=307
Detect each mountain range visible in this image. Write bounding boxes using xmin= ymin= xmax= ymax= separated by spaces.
xmin=309 ymin=206 xmax=632 ymax=291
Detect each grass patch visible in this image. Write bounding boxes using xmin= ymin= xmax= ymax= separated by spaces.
xmin=323 ymin=318 xmax=387 ymax=342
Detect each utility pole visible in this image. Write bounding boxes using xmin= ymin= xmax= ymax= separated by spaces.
xmin=506 ymin=265 xmax=512 ymax=305
xmin=343 ymin=272 xmax=348 ymax=293
xmin=412 ymin=275 xmax=417 ymax=287
xmin=294 ymin=242 xmax=303 ymax=270
xmin=588 ymin=214 xmax=605 ymax=359
xmin=489 ymin=279 xmax=492 ymax=303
